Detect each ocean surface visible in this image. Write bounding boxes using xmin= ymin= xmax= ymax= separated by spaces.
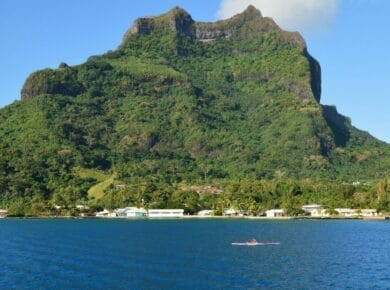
xmin=0 ymin=218 xmax=389 ymax=289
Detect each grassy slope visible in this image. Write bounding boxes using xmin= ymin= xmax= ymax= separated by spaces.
xmin=87 ymin=175 xmax=116 ymax=199
xmin=73 ymin=167 xmax=116 ymax=199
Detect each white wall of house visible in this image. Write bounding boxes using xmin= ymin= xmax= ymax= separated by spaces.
xmin=265 ymin=209 xmax=284 ymax=217
xmin=96 ymin=209 xmax=110 ymax=217
xmin=125 ymin=207 xmax=147 ymax=217
xmin=224 ymin=208 xmax=238 ymax=216
xmin=148 ymin=209 xmax=184 ymax=218
xmin=113 ymin=207 xmax=146 ymax=217
xmin=0 ymin=209 xmax=8 ymax=218
xmin=335 ymin=208 xmax=357 ymax=217
xmin=302 ymin=204 xmax=323 ymax=214
xmin=198 ymin=210 xmax=214 ymax=216
xmin=310 ymin=208 xmax=329 ymax=217
xmin=360 ymin=209 xmax=377 ymax=217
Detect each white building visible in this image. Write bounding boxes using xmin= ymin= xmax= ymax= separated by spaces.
xmin=96 ymin=209 xmax=111 ymax=217
xmin=198 ymin=209 xmax=214 ymax=216
xmin=335 ymin=208 xmax=358 ymax=217
xmin=113 ymin=208 xmax=126 ymax=217
xmin=113 ymin=207 xmax=147 ymax=218
xmin=125 ymin=207 xmax=147 ymax=217
xmin=302 ymin=204 xmax=323 ymax=215
xmin=148 ymin=209 xmax=184 ymax=218
xmin=265 ymin=209 xmax=284 ymax=218
xmin=0 ymin=209 xmax=8 ymax=218
xmin=224 ymin=208 xmax=238 ymax=216
xmin=310 ymin=208 xmax=330 ymax=218
xmin=360 ymin=209 xmax=377 ymax=217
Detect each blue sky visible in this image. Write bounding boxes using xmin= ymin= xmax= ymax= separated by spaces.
xmin=0 ymin=0 xmax=389 ymax=142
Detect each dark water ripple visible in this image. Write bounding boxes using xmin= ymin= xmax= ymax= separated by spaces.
xmin=0 ymin=219 xmax=389 ymax=289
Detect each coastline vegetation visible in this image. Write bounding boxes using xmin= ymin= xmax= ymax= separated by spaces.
xmin=1 ymin=177 xmax=388 ymax=217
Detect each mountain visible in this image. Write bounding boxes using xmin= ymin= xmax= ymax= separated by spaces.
xmin=0 ymin=6 xmax=389 ymax=214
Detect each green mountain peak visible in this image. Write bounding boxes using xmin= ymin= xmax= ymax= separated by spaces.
xmin=232 ymin=5 xmax=263 ymax=20
xmin=123 ymin=6 xmax=195 ymax=39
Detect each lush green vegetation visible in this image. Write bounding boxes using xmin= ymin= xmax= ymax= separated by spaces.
xmin=0 ymin=7 xmax=389 ymax=216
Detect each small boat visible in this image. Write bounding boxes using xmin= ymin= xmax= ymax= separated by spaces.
xmin=231 ymin=241 xmax=280 ymax=246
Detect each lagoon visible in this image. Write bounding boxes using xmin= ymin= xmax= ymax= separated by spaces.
xmin=0 ymin=219 xmax=389 ymax=289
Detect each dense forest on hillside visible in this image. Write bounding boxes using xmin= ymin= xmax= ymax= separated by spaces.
xmin=0 ymin=6 xmax=389 ymax=216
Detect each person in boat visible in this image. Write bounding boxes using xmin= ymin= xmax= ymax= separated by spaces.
xmin=249 ymin=238 xmax=258 ymax=243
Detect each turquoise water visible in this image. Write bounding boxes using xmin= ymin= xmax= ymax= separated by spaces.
xmin=0 ymin=219 xmax=389 ymax=289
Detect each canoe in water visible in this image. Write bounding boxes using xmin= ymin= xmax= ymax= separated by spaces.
xmin=231 ymin=242 xmax=280 ymax=246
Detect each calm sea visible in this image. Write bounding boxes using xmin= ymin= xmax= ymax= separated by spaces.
xmin=0 ymin=218 xmax=389 ymax=289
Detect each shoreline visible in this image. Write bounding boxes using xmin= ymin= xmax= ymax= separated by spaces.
xmin=184 ymin=215 xmax=388 ymax=220
xmin=1 ymin=215 xmax=388 ymax=220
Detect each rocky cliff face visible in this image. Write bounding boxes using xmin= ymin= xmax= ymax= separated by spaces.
xmin=23 ymin=6 xmax=321 ymax=103
xmin=124 ymin=6 xmax=196 ymax=38
xmin=21 ymin=66 xmax=84 ymax=100
xmin=119 ymin=4 xmax=314 ymax=87
xmin=122 ymin=5 xmax=306 ymax=48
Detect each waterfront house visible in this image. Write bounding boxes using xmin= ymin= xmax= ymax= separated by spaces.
xmin=124 ymin=207 xmax=147 ymax=217
xmin=113 ymin=208 xmax=127 ymax=217
xmin=96 ymin=209 xmax=110 ymax=217
xmin=310 ymin=208 xmax=330 ymax=217
xmin=114 ymin=207 xmax=146 ymax=217
xmin=197 ymin=209 xmax=214 ymax=216
xmin=0 ymin=209 xmax=8 ymax=218
xmin=302 ymin=204 xmax=323 ymax=215
xmin=360 ymin=209 xmax=377 ymax=217
xmin=224 ymin=208 xmax=238 ymax=216
xmin=335 ymin=208 xmax=357 ymax=217
xmin=148 ymin=209 xmax=184 ymax=218
xmin=265 ymin=209 xmax=284 ymax=218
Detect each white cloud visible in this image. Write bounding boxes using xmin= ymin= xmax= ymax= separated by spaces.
xmin=218 ymin=0 xmax=339 ymax=34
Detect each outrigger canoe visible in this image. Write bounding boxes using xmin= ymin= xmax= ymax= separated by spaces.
xmin=231 ymin=242 xmax=280 ymax=246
